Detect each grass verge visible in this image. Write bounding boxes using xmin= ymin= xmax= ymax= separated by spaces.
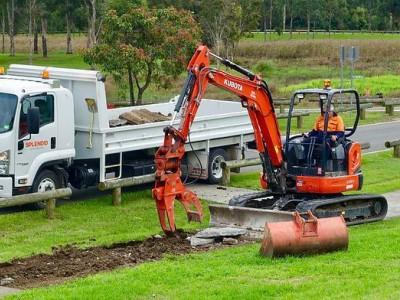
xmin=8 ymin=217 xmax=400 ymax=299
xmin=0 ymin=189 xmax=208 ymax=262
xmin=279 ymin=75 xmax=400 ymax=97
xmin=0 ymin=53 xmax=87 ymax=69
xmin=246 ymin=31 xmax=400 ymax=42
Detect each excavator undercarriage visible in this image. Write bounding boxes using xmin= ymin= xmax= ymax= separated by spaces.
xmin=209 ymin=191 xmax=388 ymax=231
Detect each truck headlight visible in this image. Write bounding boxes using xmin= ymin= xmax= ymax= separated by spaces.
xmin=0 ymin=150 xmax=10 ymax=175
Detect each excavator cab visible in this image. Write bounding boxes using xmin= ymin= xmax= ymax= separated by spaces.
xmin=284 ymin=88 xmax=362 ymax=187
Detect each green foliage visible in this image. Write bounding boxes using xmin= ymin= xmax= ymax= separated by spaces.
xmin=83 ymin=7 xmax=201 ymax=105
xmin=254 ymin=60 xmax=275 ymax=76
xmin=9 ymin=217 xmax=400 ymax=299
xmin=106 ymin=0 xmax=143 ymax=14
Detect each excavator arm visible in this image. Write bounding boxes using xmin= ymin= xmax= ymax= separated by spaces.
xmin=152 ymin=45 xmax=285 ymax=234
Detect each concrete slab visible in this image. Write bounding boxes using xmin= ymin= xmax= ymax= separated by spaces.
xmin=0 ymin=286 xmax=20 ymax=298
xmin=190 ymin=184 xmax=253 ymax=204
xmin=383 ymin=191 xmax=400 ymax=219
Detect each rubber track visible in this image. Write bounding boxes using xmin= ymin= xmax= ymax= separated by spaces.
xmin=296 ymin=194 xmax=388 ymax=225
xmin=228 ymin=192 xmax=388 ymax=226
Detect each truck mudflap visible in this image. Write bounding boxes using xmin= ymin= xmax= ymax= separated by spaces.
xmin=209 ymin=204 xmax=293 ymax=231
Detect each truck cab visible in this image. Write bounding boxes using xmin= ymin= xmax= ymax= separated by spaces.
xmin=0 ymin=70 xmax=75 ymax=197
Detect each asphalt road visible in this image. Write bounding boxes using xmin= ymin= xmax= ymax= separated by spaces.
xmin=353 ymin=120 xmax=400 ymax=152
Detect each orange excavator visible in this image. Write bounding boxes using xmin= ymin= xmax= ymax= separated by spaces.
xmin=152 ymin=45 xmax=387 ymax=235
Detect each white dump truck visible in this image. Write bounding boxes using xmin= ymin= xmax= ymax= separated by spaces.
xmin=0 ymin=64 xmax=254 ymax=199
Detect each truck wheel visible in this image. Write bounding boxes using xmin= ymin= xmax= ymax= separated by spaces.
xmin=208 ymin=149 xmax=227 ymax=184
xmin=31 ymin=170 xmax=61 ymax=209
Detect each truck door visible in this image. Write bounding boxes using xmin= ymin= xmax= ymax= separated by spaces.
xmin=15 ymin=93 xmax=57 ymax=187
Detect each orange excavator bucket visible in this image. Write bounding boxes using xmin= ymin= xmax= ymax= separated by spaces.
xmin=260 ymin=211 xmax=348 ymax=257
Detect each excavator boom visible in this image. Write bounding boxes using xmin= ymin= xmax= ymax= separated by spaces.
xmin=152 ymin=45 xmax=285 ymax=233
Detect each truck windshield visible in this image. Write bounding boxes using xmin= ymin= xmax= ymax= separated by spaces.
xmin=0 ymin=93 xmax=18 ymax=134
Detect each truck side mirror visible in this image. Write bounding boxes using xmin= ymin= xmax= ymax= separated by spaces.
xmin=27 ymin=107 xmax=40 ymax=134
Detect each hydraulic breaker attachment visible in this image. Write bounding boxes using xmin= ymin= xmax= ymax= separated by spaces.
xmin=260 ymin=211 xmax=348 ymax=257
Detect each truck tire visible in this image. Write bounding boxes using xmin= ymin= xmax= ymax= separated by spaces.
xmin=31 ymin=169 xmax=61 ymax=209
xmin=208 ymin=148 xmax=227 ymax=184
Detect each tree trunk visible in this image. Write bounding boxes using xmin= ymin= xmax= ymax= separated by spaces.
xmin=269 ymin=0 xmax=272 ymax=40
xmin=33 ymin=18 xmax=38 ymax=54
xmin=28 ymin=0 xmax=36 ymax=65
xmin=134 ymin=63 xmax=153 ymax=105
xmin=41 ymin=18 xmax=48 ymax=58
xmin=282 ymin=2 xmax=286 ymax=32
xmin=127 ymin=65 xmax=135 ymax=106
xmin=86 ymin=2 xmax=91 ymax=48
xmin=263 ymin=0 xmax=267 ymax=42
xmin=86 ymin=0 xmax=97 ymax=48
xmin=7 ymin=0 xmax=15 ymax=56
xmin=1 ymin=9 xmax=5 ymax=54
xmin=289 ymin=14 xmax=293 ymax=39
xmin=328 ymin=14 xmax=332 ymax=38
xmin=66 ymin=11 xmax=73 ymax=54
xmin=90 ymin=0 xmax=96 ymax=46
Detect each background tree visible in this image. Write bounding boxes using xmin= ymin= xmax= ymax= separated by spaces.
xmin=1 ymin=1 xmax=5 ymax=53
xmin=62 ymin=0 xmax=83 ymax=54
xmin=85 ymin=0 xmax=106 ymax=48
xmin=199 ymin=0 xmax=242 ymax=58
xmin=83 ymin=7 xmax=201 ymax=105
xmin=27 ymin=0 xmax=36 ymax=63
xmin=106 ymin=0 xmax=142 ymax=14
xmin=6 ymin=0 xmax=16 ymax=56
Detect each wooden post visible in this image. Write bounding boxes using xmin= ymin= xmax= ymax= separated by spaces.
xmin=360 ymin=108 xmax=366 ymax=120
xmin=221 ymin=165 xmax=231 ymax=187
xmin=297 ymin=116 xmax=303 ymax=129
xmin=385 ymin=105 xmax=390 ymax=114
xmin=388 ymin=105 xmax=394 ymax=116
xmin=112 ymin=187 xmax=122 ymax=206
xmin=280 ymin=104 xmax=284 ymax=114
xmin=46 ymin=198 xmax=56 ymax=219
xmin=394 ymin=145 xmax=400 ymax=158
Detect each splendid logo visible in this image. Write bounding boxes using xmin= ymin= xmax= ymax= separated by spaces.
xmin=224 ymin=79 xmax=243 ymax=91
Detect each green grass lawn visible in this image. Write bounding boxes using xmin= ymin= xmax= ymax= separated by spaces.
xmin=246 ymin=31 xmax=400 ymax=42
xmin=279 ymin=74 xmax=400 ymax=97
xmin=0 ymin=52 xmax=88 ymax=69
xmin=0 ymin=151 xmax=397 ymax=263
xmin=0 ymin=189 xmax=208 ymax=262
xmin=8 ymin=217 xmax=400 ymax=300
xmin=231 ymin=150 xmax=400 ymax=193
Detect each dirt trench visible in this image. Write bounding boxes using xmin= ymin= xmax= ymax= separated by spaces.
xmin=0 ymin=232 xmax=247 ymax=289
